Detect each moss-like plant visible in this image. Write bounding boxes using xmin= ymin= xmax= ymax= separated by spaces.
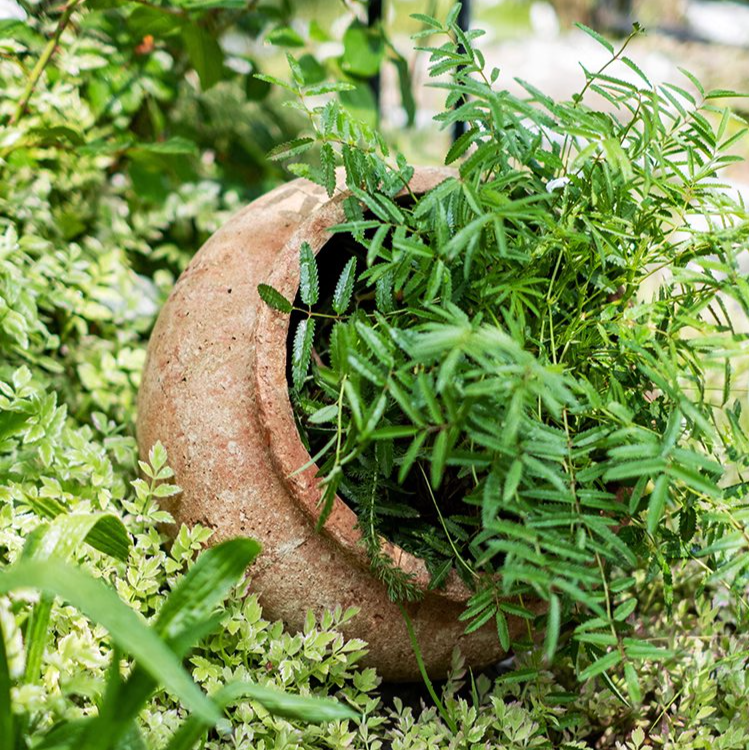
xmin=260 ymin=7 xmax=749 ymax=695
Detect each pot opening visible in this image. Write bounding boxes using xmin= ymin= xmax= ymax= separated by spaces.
xmin=283 ymin=228 xmax=480 ymax=588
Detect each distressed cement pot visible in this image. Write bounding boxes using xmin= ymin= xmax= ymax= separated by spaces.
xmin=137 ymin=167 xmax=522 ymax=680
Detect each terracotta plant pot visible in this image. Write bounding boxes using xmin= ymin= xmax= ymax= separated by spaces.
xmin=137 ymin=167 xmax=524 ymax=680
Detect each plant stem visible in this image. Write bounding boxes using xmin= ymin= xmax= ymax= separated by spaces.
xmin=11 ymin=0 xmax=83 ymax=125
xmin=418 ymin=462 xmax=478 ymax=580
xmin=398 ymin=604 xmax=458 ymax=734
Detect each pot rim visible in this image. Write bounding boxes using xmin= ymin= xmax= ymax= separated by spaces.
xmin=253 ymin=167 xmax=470 ymax=603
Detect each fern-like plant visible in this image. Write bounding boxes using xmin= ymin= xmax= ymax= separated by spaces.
xmin=259 ymin=7 xmax=749 ymax=698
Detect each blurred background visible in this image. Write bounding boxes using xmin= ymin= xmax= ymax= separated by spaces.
xmin=5 ymin=0 xmax=748 ymax=205
xmin=244 ymin=0 xmax=749 ymax=178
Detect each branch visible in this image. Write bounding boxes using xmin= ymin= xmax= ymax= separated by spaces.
xmin=11 ymin=0 xmax=83 ymax=125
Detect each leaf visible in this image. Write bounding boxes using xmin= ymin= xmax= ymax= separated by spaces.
xmin=544 ymin=594 xmax=560 ymax=662
xmin=341 ymin=20 xmax=384 ymax=78
xmin=154 ymin=538 xmax=261 ymax=653
xmin=238 ymin=683 xmax=358 ymax=722
xmin=495 ymin=667 xmax=540 ymax=686
xmin=623 ymin=639 xmax=674 ymax=660
xmin=321 ymin=142 xmax=336 ymax=197
xmin=366 ymin=224 xmax=389 ymax=267
xmin=647 ymin=474 xmax=669 ymax=535
xmin=445 ymin=126 xmax=480 ymax=165
xmin=258 ymin=284 xmax=292 ymax=314
xmin=579 ymin=649 xmax=622 ymax=681
xmin=292 ymin=318 xmax=316 ymax=392
xmin=397 ymin=431 xmax=427 ymax=483
xmin=0 ymin=561 xmax=220 ymax=724
xmin=446 ymin=3 xmax=461 ymax=26
xmin=496 ymin=610 xmax=510 ymax=651
xmin=332 ymin=257 xmax=356 ymax=314
xmin=304 ymin=81 xmax=355 ymax=96
xmin=624 ymin=661 xmax=642 ymax=704
xmin=428 ymin=559 xmax=453 ymax=590
xmin=613 ymin=598 xmax=637 ymax=621
xmin=297 ymin=53 xmax=327 ymax=86
xmin=574 ymin=22 xmax=614 ymax=54
xmin=267 ymin=137 xmax=315 ymax=161
xmin=363 ymin=391 xmax=388 ymax=435
xmin=267 ymin=25 xmax=304 ymax=47
xmin=253 ymin=72 xmax=295 ymax=93
xmin=370 ymin=425 xmax=419 ymax=440
xmin=24 ymin=595 xmax=53 ymax=684
xmin=339 ymin=81 xmax=378 ymax=128
xmin=127 ymin=7 xmax=185 ymax=38
xmin=27 ymin=125 xmax=84 ymax=146
xmin=621 ymin=56 xmax=650 ymax=87
xmin=603 ymin=458 xmax=666 ymax=482
xmin=441 ymin=214 xmax=492 ymax=259
xmin=347 ymin=351 xmax=384 ymax=386
xmin=600 ymin=667 xmax=630 ymax=707
xmin=410 ymin=12 xmax=443 ymax=29
xmin=181 ymin=22 xmax=224 ymax=90
xmin=176 ymin=0 xmax=248 ymax=8
xmin=678 ymin=67 xmax=705 ymax=97
xmin=134 ymin=137 xmax=199 ymax=156
xmin=285 ymin=52 xmax=304 ymax=86
xmin=667 ymin=463 xmax=720 ymax=498
xmin=31 ymin=718 xmax=89 ymax=750
xmin=464 ymin=604 xmax=497 ymax=634
xmin=705 ymin=89 xmax=748 ymax=100
xmin=679 ymin=505 xmax=697 ymax=542
xmin=23 ymin=498 xmax=130 ymax=562
xmin=308 ymin=404 xmax=338 ymax=424
xmin=417 ymin=373 xmax=442 ymax=424
xmin=350 ymin=185 xmax=404 ymax=224
xmin=430 ymin=429 xmax=449 ymax=488
xmin=299 ymin=242 xmax=320 ymax=306
xmin=25 ymin=513 xmax=130 ymax=564
xmin=503 ymin=460 xmax=522 ymax=502
xmin=166 ymin=682 xmax=356 ymax=750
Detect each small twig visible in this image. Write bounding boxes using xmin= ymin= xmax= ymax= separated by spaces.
xmin=11 ymin=0 xmax=83 ymax=125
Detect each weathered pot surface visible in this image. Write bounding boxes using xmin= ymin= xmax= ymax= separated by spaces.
xmin=137 ymin=167 xmax=524 ymax=680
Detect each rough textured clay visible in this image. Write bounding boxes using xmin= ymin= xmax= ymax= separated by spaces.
xmin=137 ymin=168 xmax=525 ymax=680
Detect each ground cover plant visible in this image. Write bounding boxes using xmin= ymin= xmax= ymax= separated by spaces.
xmin=261 ymin=4 xmax=749 ymax=703
xmin=0 ymin=0 xmax=748 ymax=747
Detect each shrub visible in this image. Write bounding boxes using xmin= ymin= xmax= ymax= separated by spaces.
xmin=262 ymin=9 xmax=749 ymax=700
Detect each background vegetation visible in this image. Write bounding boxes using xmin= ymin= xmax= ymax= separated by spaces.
xmin=0 ymin=1 xmax=747 ymax=748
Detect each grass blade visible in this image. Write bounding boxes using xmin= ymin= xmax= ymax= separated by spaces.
xmin=0 ymin=614 xmax=13 ymax=750
xmin=0 ymin=561 xmax=220 ymax=724
xmin=155 ymin=538 xmax=261 ymax=653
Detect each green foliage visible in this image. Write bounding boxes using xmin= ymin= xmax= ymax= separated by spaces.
xmin=0 ymin=1 xmax=395 ymax=746
xmin=0 ymin=535 xmax=357 ymax=748
xmin=258 ymin=284 xmax=293 ymax=314
xmin=260 ymin=6 xmax=749 ymax=700
xmin=2 ymin=0 xmax=749 ymax=746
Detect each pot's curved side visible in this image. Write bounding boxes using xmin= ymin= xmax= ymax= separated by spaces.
xmin=137 ymin=172 xmax=514 ymax=680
